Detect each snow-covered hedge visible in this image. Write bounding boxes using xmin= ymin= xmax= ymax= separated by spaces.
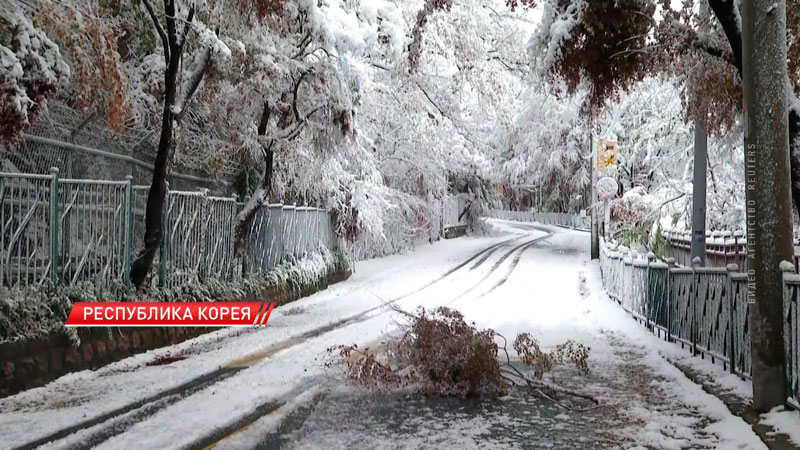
xmin=0 ymin=247 xmax=349 ymax=344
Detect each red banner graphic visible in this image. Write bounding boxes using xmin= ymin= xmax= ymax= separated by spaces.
xmin=65 ymin=302 xmax=276 ymax=327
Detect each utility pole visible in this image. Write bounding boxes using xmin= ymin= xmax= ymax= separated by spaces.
xmin=742 ymin=0 xmax=792 ymax=411
xmin=690 ymin=121 xmax=707 ymax=265
xmin=691 ymin=1 xmax=709 ymax=266
xmin=590 ymin=131 xmax=599 ymax=259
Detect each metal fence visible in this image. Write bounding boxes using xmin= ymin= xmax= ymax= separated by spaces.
xmin=443 ymin=194 xmax=467 ymax=229
xmin=1 ymin=170 xmax=341 ymax=294
xmin=785 ymin=270 xmax=800 ymax=410
xmin=487 ymin=209 xmax=591 ymax=230
xmin=1 ymin=170 xmax=59 ymax=289
xmin=599 ymin=240 xmax=800 ymax=409
xmin=243 ymin=204 xmax=337 ymax=277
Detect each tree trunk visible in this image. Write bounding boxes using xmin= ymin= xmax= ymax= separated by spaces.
xmin=741 ymin=0 xmax=792 ymax=411
xmin=709 ymin=0 xmax=800 ymax=219
xmin=129 ymin=46 xmax=181 ymax=288
xmin=233 ymin=102 xmax=274 ymax=257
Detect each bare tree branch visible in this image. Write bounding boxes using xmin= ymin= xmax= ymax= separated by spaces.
xmin=708 ymin=0 xmax=743 ymax=74
xmin=176 ymin=43 xmax=213 ymax=120
xmin=292 ymin=70 xmax=310 ymax=121
xmin=141 ymin=0 xmax=170 ymax=64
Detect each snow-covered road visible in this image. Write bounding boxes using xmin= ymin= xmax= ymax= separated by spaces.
xmin=0 ymin=220 xmax=769 ymax=450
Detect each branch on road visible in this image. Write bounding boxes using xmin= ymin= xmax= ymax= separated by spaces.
xmin=324 ymin=305 xmax=601 ymax=408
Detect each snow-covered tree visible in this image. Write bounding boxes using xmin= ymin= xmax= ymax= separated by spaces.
xmin=499 ymin=83 xmax=590 ymax=212
xmin=130 ymin=0 xmax=231 ymax=287
xmin=598 ymin=78 xmax=744 ymax=234
xmin=511 ymin=0 xmax=800 ymax=221
xmin=0 ymin=3 xmax=69 ymax=144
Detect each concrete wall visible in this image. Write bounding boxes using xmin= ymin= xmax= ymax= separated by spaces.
xmin=0 ymin=267 xmax=350 ymax=398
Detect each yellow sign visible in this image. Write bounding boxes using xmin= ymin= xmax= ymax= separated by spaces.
xmin=597 ymin=140 xmax=617 ymax=171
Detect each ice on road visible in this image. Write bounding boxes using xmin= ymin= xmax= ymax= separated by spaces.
xmin=0 ymin=220 xmax=767 ymax=450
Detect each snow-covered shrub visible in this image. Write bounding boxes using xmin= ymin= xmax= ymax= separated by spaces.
xmin=0 ymin=285 xmax=87 ymax=344
xmin=141 ymin=246 xmax=349 ymax=303
xmin=327 ymin=306 xmax=591 ymax=399
xmin=336 ymin=182 xmax=442 ymax=260
xmin=0 ymin=247 xmax=348 ymax=344
xmin=609 ymin=186 xmax=657 ymax=248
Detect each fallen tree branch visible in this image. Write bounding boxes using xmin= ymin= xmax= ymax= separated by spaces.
xmin=326 ymin=306 xmax=601 ymax=407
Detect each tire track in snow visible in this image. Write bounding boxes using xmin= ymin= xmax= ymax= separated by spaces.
xmin=194 ymin=226 xmax=553 ymax=450
xmin=470 ymin=237 xmax=549 ymax=300
xmin=468 ymin=235 xmax=523 ymax=270
xmin=447 ymin=229 xmax=553 ymax=304
xmin=12 ymin=368 xmax=243 ymax=450
xmin=11 ymin=235 xmax=522 ymax=450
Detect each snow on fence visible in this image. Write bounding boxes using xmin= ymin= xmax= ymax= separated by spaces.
xmin=58 ymin=177 xmax=131 ymax=288
xmin=598 ymin=240 xmax=800 ymax=409
xmin=1 ymin=170 xmax=341 ymax=293
xmin=661 ymin=227 xmax=800 ymax=270
xmin=1 ymin=170 xmax=61 ymax=288
xmin=443 ymin=194 xmax=467 ymax=229
xmin=487 ymin=209 xmax=591 ymax=230
xmin=162 ymin=190 xmax=239 ymax=288
xmin=244 ymin=204 xmax=336 ymax=276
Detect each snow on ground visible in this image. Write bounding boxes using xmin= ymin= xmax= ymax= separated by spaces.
xmin=0 ymin=219 xmax=782 ymax=449
xmin=0 ymin=224 xmax=540 ymax=449
xmin=260 ymin=224 xmax=768 ymax=450
xmin=761 ymin=407 xmax=800 ymax=446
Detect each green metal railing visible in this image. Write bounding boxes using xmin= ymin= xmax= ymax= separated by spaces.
xmin=600 ymin=240 xmax=798 ymax=410
xmin=1 ymin=170 xmax=341 ymax=295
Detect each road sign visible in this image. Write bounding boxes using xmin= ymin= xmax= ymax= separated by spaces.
xmin=596 ymin=176 xmax=618 ymax=200
xmin=597 ymin=140 xmax=617 ymax=171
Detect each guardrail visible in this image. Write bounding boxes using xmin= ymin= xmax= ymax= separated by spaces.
xmin=599 ymin=240 xmax=800 ymax=409
xmin=1 ymin=169 xmax=341 ymax=293
xmin=601 ymin=241 xmax=751 ymax=376
xmin=487 ymin=209 xmax=591 ymax=230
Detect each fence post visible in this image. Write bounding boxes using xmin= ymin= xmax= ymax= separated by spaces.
xmin=733 ymin=230 xmax=744 ymax=270
xmin=666 ymin=257 xmax=676 ymax=342
xmin=692 ymin=256 xmax=701 ymax=356
xmin=199 ymin=188 xmax=210 ymax=281
xmin=49 ymin=167 xmax=60 ymax=291
xmin=727 ymin=263 xmax=739 ymax=374
xmin=240 ymin=195 xmax=250 ymax=280
xmin=159 ymin=181 xmax=170 ymax=288
xmin=646 ymin=252 xmax=655 ymax=330
xmin=780 ymin=260 xmax=796 ymax=406
xmin=795 ymin=234 xmax=800 ymax=272
xmin=124 ymin=175 xmax=133 ymax=292
xmin=723 ymin=231 xmax=733 ymax=266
